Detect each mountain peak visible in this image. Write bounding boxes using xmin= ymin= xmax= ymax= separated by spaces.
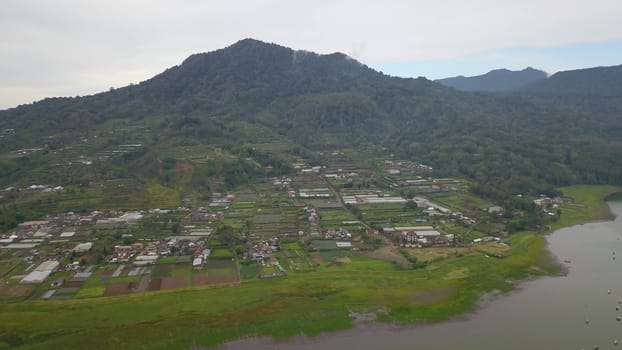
xmin=122 ymin=37 xmax=388 ymax=115
xmin=232 ymin=37 xmax=267 ymax=45
xmin=226 ymin=38 xmax=283 ymax=51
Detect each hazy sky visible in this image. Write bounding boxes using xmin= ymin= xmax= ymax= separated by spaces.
xmin=2 ymin=0 xmax=622 ymax=109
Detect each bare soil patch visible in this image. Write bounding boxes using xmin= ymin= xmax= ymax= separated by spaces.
xmin=408 ymin=247 xmax=472 ymax=263
xmin=192 ymin=273 xmax=209 ymax=286
xmin=148 ymin=278 xmax=162 ymax=291
xmin=160 ymin=276 xmax=188 ymax=290
xmin=0 ymin=279 xmax=33 ymax=298
xmin=104 ymin=282 xmax=134 ymax=297
xmin=362 ymin=246 xmax=411 ymax=267
xmin=334 ymin=257 xmax=352 ymax=265
xmin=207 ymin=273 xmax=237 ymax=284
xmin=64 ymin=280 xmax=85 ymax=288
xmin=204 ymin=260 xmax=239 ymax=284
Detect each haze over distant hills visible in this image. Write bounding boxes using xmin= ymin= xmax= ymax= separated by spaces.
xmin=1 ymin=38 xmax=621 ymax=203
xmin=436 ymin=67 xmax=548 ymax=92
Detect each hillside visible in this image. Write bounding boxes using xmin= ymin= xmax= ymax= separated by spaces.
xmin=523 ymin=64 xmax=622 ymax=96
xmin=1 ymin=39 xmax=622 ymax=208
xmin=436 ymin=67 xmax=547 ymax=92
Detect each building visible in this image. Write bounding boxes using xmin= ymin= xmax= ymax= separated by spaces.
xmin=193 ymin=257 xmax=203 ymax=269
xmin=117 ymin=212 xmax=143 ymax=224
xmin=485 ymin=205 xmax=504 ymax=214
xmin=343 ymin=194 xmax=407 ymax=205
xmin=21 ymin=260 xmax=59 ymax=284
xmin=72 ymin=242 xmax=93 ymax=253
xmin=134 ymin=255 xmax=158 ymax=265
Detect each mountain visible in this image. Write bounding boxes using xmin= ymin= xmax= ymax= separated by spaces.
xmin=1 ymin=39 xmax=621 ymax=208
xmin=522 ymin=64 xmax=622 ymax=96
xmin=436 ymin=67 xmax=547 ymax=92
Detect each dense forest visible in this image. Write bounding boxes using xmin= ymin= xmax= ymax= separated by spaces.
xmin=1 ymin=38 xmax=621 ymax=207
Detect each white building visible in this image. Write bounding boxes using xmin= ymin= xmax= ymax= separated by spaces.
xmin=193 ymin=257 xmax=203 ymax=269
xmin=21 ymin=260 xmax=59 ymax=284
xmin=72 ymin=242 xmax=93 ymax=253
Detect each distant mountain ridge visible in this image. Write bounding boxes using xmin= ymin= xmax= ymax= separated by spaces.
xmin=436 ymin=67 xmax=547 ymax=92
xmin=522 ymin=64 xmax=622 ymax=96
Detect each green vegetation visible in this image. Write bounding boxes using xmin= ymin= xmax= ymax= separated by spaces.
xmin=0 ymin=185 xmax=616 ymax=349
xmin=2 ymin=40 xmax=622 ymax=225
xmin=0 ymin=235 xmax=549 ymax=349
xmin=551 ymin=185 xmax=620 ymax=229
xmin=239 ymin=262 xmax=259 ymax=280
xmin=1 ymin=39 xmax=622 ymax=349
xmin=209 ymin=248 xmax=235 ymax=259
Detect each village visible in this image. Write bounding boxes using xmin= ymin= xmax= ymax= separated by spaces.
xmin=0 ymin=149 xmax=559 ymax=301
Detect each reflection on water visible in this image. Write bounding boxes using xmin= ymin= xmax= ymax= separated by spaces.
xmin=221 ymin=201 xmax=622 ymax=350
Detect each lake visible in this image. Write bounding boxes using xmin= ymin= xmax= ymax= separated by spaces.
xmin=221 ymin=200 xmax=622 ymax=350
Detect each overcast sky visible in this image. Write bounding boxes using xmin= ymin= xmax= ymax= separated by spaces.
xmin=2 ymin=0 xmax=622 ymax=109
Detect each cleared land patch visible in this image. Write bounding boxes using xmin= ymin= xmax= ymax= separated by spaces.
xmin=205 ymin=259 xmax=239 ymax=284
xmin=361 ymin=246 xmax=411 ymax=268
xmin=104 ymin=282 xmax=134 ymax=297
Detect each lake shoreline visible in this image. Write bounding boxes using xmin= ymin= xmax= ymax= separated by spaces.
xmin=217 ymin=194 xmax=622 ymax=350
xmin=218 ymin=251 xmax=570 ymax=350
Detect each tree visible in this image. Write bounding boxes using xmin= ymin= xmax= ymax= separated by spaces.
xmin=235 ymin=244 xmax=246 ymax=255
xmin=216 ymin=225 xmax=243 ymax=247
xmin=404 ymin=201 xmax=418 ymax=210
xmin=171 ymin=222 xmax=181 ymax=234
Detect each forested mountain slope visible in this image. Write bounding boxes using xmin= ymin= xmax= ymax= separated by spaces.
xmin=1 ymin=39 xmax=621 ymax=204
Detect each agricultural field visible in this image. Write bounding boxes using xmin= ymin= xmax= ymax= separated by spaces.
xmin=0 ymin=180 xmax=180 ymax=219
xmin=0 ymin=144 xmax=619 ymax=350
xmin=428 ymin=191 xmax=490 ymax=215
xmin=239 ymin=262 xmax=259 ymax=280
xmin=0 ymin=232 xmax=558 ymax=350
xmin=404 ymin=246 xmax=474 ymax=264
xmin=277 ymin=242 xmax=316 ymax=273
xmin=204 ymin=259 xmax=239 ymax=284
xmin=228 ymin=183 xmax=306 ymax=241
xmin=357 ymin=202 xmax=421 ymax=227
xmin=5 ymin=258 xmax=241 ymax=301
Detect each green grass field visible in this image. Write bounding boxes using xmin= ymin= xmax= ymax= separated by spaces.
xmin=429 ymin=192 xmax=489 ymax=213
xmin=553 ymin=185 xmax=621 ymax=230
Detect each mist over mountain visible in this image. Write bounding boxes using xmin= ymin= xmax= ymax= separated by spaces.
xmin=1 ymin=39 xmax=621 ymax=203
xmin=436 ymin=67 xmax=547 ymax=92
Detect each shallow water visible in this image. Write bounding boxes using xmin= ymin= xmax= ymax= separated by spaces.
xmin=221 ymin=201 xmax=622 ymax=350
